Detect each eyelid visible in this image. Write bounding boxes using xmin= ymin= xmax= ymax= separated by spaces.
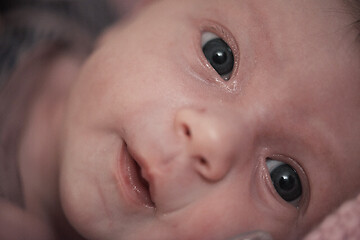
xmin=263 ymin=154 xmax=310 ymax=211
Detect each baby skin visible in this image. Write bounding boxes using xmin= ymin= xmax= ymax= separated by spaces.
xmin=3 ymin=0 xmax=360 ymax=239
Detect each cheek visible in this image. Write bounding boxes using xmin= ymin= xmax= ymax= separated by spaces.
xmin=59 ymin=132 xmax=121 ymax=239
xmin=158 ymin=174 xmax=281 ymax=240
xmin=81 ymin=62 xmax=197 ymax=135
xmin=167 ymin=196 xmax=256 ymax=239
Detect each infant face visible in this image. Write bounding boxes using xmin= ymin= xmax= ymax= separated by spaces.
xmin=59 ymin=0 xmax=360 ymax=239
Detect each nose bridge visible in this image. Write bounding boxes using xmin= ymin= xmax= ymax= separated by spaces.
xmin=174 ymin=107 xmax=251 ymax=182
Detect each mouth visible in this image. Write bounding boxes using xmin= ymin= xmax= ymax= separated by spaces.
xmin=118 ymin=143 xmax=155 ymax=208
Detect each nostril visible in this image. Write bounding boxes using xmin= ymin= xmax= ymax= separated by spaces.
xmin=182 ymin=124 xmax=191 ymax=138
xmin=175 ymin=108 xmax=234 ymax=182
xmin=199 ymin=157 xmax=207 ymax=166
xmin=195 ymin=156 xmax=219 ymax=181
xmin=196 ymin=156 xmax=210 ymax=169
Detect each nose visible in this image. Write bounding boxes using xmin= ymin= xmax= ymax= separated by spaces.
xmin=174 ymin=108 xmax=238 ymax=182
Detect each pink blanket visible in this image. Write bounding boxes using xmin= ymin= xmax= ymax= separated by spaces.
xmin=304 ymin=194 xmax=360 ymax=240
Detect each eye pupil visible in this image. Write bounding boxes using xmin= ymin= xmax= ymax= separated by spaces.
xmin=279 ymin=175 xmax=295 ymax=191
xmin=212 ymin=51 xmax=227 ymax=65
xmin=270 ymin=164 xmax=302 ymax=202
xmin=202 ymin=38 xmax=234 ymax=79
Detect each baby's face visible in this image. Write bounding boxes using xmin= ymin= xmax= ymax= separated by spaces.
xmin=59 ymin=0 xmax=360 ymax=239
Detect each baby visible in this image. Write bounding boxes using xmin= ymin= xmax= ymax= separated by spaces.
xmin=1 ymin=0 xmax=360 ymax=239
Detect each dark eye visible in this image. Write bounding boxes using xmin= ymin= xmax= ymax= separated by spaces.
xmin=266 ymin=159 xmax=302 ymax=204
xmin=201 ymin=32 xmax=234 ymax=80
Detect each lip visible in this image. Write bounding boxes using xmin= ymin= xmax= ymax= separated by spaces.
xmin=117 ymin=142 xmax=155 ymax=208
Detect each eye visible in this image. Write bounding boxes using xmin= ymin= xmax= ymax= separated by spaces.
xmin=266 ymin=158 xmax=302 ymax=205
xmin=201 ymin=32 xmax=234 ymax=80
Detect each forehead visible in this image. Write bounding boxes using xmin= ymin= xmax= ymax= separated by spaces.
xmin=156 ymin=0 xmax=360 ymax=124
xmin=216 ymin=0 xmax=360 ymax=180
xmin=194 ymin=1 xmax=360 ymax=121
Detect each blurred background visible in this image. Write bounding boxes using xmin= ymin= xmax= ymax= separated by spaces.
xmin=0 ymin=0 xmax=144 ymax=87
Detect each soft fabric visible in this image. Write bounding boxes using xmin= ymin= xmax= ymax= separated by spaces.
xmin=304 ymin=194 xmax=360 ymax=240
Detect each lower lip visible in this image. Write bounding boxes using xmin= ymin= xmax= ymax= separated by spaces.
xmin=117 ymin=143 xmax=155 ymax=208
